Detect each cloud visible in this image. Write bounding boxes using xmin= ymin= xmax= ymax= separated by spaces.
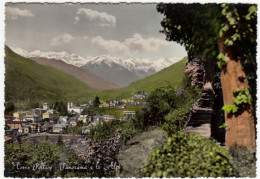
xmin=6 ymin=7 xmax=34 ymax=20
xmin=90 ymin=33 xmax=170 ymax=55
xmin=51 ymin=33 xmax=74 ymax=46
xmin=83 ymin=36 xmax=89 ymax=40
xmin=124 ymin=33 xmax=169 ymax=52
xmin=75 ymin=8 xmax=116 ymax=27
xmin=91 ymin=36 xmax=130 ymax=55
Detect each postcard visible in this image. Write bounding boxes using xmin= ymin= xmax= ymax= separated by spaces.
xmin=3 ymin=1 xmax=257 ymax=178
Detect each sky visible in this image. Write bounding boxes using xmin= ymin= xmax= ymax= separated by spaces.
xmin=5 ymin=3 xmax=187 ymax=60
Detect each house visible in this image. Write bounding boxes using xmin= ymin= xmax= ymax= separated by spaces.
xmin=22 ymin=115 xmax=40 ymax=122
xmin=109 ymin=100 xmax=122 ymax=107
xmin=43 ymin=103 xmax=49 ymax=110
xmin=7 ymin=121 xmax=27 ymax=130
xmin=21 ymin=125 xmax=31 ymax=134
xmin=13 ymin=112 xmax=27 ymax=119
xmin=132 ymin=92 xmax=148 ymax=100
xmin=48 ymin=109 xmax=60 ymax=119
xmin=4 ymin=115 xmax=13 ymax=121
xmin=67 ymin=102 xmax=85 ymax=114
xmin=31 ymin=108 xmax=46 ymax=118
xmin=93 ymin=114 xmax=104 ymax=124
xmin=59 ymin=116 xmax=68 ymax=123
xmin=99 ymin=101 xmax=109 ymax=108
xmin=69 ymin=119 xmax=77 ymax=127
xmin=42 ymin=110 xmax=59 ymax=120
xmin=53 ymin=123 xmax=67 ymax=133
xmin=23 ymin=125 xmax=31 ymax=134
xmin=30 ymin=123 xmax=41 ymax=133
xmin=77 ymin=115 xmax=89 ymax=123
xmin=41 ymin=123 xmax=53 ymax=132
xmin=123 ymin=111 xmax=136 ymax=120
xmin=103 ymin=115 xmax=115 ymax=122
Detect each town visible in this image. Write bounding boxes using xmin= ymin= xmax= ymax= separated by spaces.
xmin=4 ymin=92 xmax=148 ymax=144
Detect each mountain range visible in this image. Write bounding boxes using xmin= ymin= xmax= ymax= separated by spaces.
xmin=10 ymin=47 xmax=181 ymax=87
xmin=5 ymin=46 xmax=186 ymax=110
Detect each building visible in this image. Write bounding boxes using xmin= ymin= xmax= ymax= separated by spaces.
xmin=53 ymin=123 xmax=67 ymax=133
xmin=99 ymin=101 xmax=109 ymax=108
xmin=30 ymin=123 xmax=41 ymax=133
xmin=4 ymin=115 xmax=13 ymax=121
xmin=22 ymin=115 xmax=40 ymax=122
xmin=103 ymin=115 xmax=115 ymax=122
xmin=69 ymin=119 xmax=77 ymax=127
xmin=41 ymin=124 xmax=53 ymax=132
xmin=31 ymin=108 xmax=47 ymax=118
xmin=7 ymin=121 xmax=27 ymax=130
xmin=109 ymin=100 xmax=122 ymax=107
xmin=93 ymin=114 xmax=104 ymax=124
xmin=21 ymin=125 xmax=31 ymax=134
xmin=123 ymin=111 xmax=136 ymax=120
xmin=59 ymin=116 xmax=68 ymax=123
xmin=67 ymin=102 xmax=85 ymax=114
xmin=23 ymin=125 xmax=31 ymax=134
xmin=42 ymin=110 xmax=59 ymax=120
xmin=77 ymin=115 xmax=89 ymax=123
xmin=43 ymin=103 xmax=49 ymax=110
xmin=13 ymin=112 xmax=27 ymax=119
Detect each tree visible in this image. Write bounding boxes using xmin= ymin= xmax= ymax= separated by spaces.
xmin=93 ymin=96 xmax=101 ymax=107
xmin=157 ymin=3 xmax=256 ymax=149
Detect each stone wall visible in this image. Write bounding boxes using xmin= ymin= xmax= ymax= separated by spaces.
xmin=20 ymin=134 xmax=84 ymax=144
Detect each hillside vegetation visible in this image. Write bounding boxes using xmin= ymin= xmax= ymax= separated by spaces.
xmin=4 ymin=46 xmax=97 ymax=109
xmin=5 ymin=46 xmax=186 ymax=110
xmin=98 ymin=58 xmax=187 ymax=100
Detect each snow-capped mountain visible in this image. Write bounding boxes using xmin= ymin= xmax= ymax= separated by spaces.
xmin=81 ymin=55 xmax=181 ymax=87
xmin=10 ymin=46 xmax=181 ymax=87
xmin=83 ymin=55 xmax=180 ymax=73
xmin=10 ymin=47 xmax=91 ymax=67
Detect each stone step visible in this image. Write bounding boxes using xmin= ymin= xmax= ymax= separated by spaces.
xmin=184 ymin=123 xmax=211 ymax=138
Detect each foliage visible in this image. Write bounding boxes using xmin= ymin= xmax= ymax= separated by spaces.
xmin=64 ymin=122 xmax=84 ymax=134
xmin=53 ymin=100 xmax=67 ymax=116
xmin=157 ymin=4 xmax=222 ymax=60
xmin=233 ymin=88 xmax=251 ymax=105
xmin=219 ymin=123 xmax=227 ymax=129
xmin=5 ymin=140 xmax=66 ymax=177
xmin=81 ymin=106 xmax=103 ymax=116
xmin=93 ymin=96 xmax=101 ymax=107
xmin=161 ymin=104 xmax=189 ymax=136
xmin=216 ymin=53 xmax=227 ymax=68
xmin=4 ymin=101 xmax=15 ymax=115
xmin=65 ymin=153 xmax=85 ymax=166
xmin=87 ymin=120 xmax=137 ymax=145
xmin=222 ymin=104 xmax=238 ymax=113
xmin=157 ymin=3 xmax=257 ymax=116
xmin=5 ymin=124 xmax=10 ymax=130
xmin=228 ymin=148 xmax=256 ymax=177
xmin=222 ymin=88 xmax=251 ymax=114
xmin=143 ymin=132 xmax=232 ymax=177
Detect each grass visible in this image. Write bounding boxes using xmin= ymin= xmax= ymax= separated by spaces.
xmin=5 ymin=46 xmax=187 ymax=110
xmin=101 ymin=105 xmax=143 ymax=119
xmin=5 ymin=46 xmax=97 ymax=109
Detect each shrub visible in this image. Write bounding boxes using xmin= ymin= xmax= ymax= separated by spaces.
xmin=228 ymin=148 xmax=256 ymax=177
xmin=87 ymin=120 xmax=137 ymax=144
xmin=143 ymin=132 xmax=232 ymax=177
xmin=161 ymin=104 xmax=190 ymax=136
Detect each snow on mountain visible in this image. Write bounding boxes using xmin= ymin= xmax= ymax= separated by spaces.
xmin=84 ymin=55 xmax=181 ymax=73
xmin=10 ymin=46 xmax=90 ymax=67
xmin=10 ymin=46 xmax=181 ymax=73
